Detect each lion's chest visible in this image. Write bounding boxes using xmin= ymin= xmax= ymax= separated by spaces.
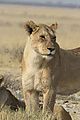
xmin=34 ymin=69 xmax=52 ymax=92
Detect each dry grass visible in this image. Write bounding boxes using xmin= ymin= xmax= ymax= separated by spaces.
xmin=0 ymin=108 xmax=55 ymax=120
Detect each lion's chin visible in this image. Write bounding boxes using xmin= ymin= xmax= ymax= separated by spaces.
xmin=42 ymin=55 xmax=53 ymax=60
xmin=42 ymin=53 xmax=55 ymax=60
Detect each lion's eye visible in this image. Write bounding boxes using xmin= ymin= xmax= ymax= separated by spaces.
xmin=40 ymin=35 xmax=45 ymax=39
xmin=52 ymin=36 xmax=56 ymax=40
xmin=54 ymin=36 xmax=56 ymax=39
xmin=51 ymin=36 xmax=56 ymax=42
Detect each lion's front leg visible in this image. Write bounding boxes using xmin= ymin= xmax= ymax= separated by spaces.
xmin=43 ymin=88 xmax=56 ymax=113
xmin=24 ymin=90 xmax=39 ymax=112
xmin=22 ymin=72 xmax=40 ymax=112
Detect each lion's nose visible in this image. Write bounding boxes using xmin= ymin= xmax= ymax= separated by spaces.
xmin=47 ymin=48 xmax=55 ymax=52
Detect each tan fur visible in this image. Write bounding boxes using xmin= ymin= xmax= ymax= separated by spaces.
xmin=53 ymin=105 xmax=72 ymax=120
xmin=22 ymin=21 xmax=80 ymax=112
xmin=21 ymin=57 xmax=26 ymax=72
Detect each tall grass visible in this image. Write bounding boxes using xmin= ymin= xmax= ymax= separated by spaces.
xmin=0 ymin=108 xmax=55 ymax=120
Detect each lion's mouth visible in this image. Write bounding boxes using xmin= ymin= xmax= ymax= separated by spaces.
xmin=35 ymin=49 xmax=56 ymax=57
xmin=47 ymin=53 xmax=54 ymax=56
xmin=41 ymin=49 xmax=56 ymax=57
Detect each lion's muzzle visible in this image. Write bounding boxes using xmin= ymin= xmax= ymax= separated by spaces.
xmin=47 ymin=47 xmax=56 ymax=56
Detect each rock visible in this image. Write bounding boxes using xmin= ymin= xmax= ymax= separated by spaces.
xmin=0 ymin=86 xmax=25 ymax=111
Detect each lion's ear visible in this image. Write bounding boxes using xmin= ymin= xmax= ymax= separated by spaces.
xmin=24 ymin=21 xmax=37 ymax=35
xmin=50 ymin=23 xmax=58 ymax=31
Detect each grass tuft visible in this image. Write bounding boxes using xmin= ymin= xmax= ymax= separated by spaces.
xmin=0 ymin=108 xmax=55 ymax=120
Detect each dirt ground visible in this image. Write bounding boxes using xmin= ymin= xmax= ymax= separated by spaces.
xmin=0 ymin=4 xmax=80 ymax=120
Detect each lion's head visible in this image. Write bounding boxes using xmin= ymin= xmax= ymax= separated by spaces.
xmin=25 ymin=21 xmax=58 ymax=59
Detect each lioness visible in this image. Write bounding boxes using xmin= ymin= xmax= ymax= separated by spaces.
xmin=22 ymin=21 xmax=80 ymax=112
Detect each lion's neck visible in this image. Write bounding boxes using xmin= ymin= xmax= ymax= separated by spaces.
xmin=29 ymin=49 xmax=51 ymax=69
